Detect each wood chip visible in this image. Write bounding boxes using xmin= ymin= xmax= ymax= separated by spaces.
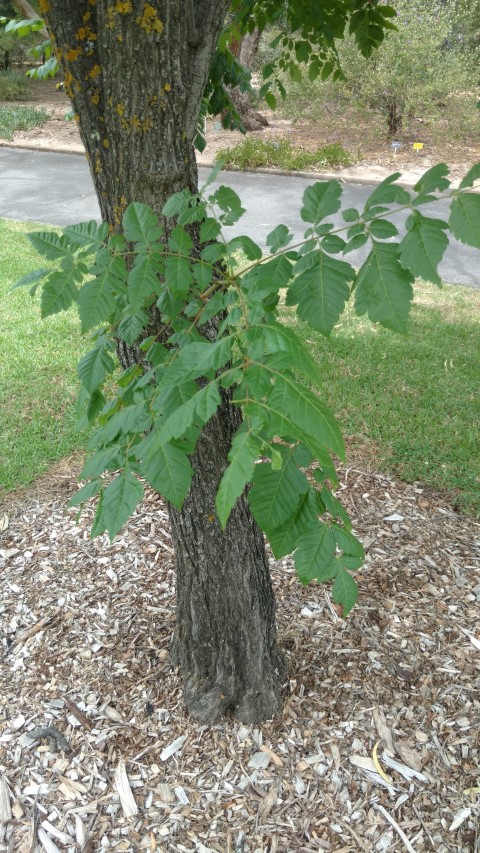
xmin=114 ymin=758 xmax=139 ymax=818
xmin=1 ymin=462 xmax=478 ymax=851
xmin=159 ymin=734 xmax=187 ymax=761
xmin=0 ymin=776 xmax=12 ymax=823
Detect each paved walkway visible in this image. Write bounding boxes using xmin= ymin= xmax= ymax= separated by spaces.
xmin=0 ymin=146 xmax=478 ymax=287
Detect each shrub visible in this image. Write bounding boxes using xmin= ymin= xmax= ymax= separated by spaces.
xmin=0 ymin=69 xmax=30 ymax=100
xmin=216 ymin=137 xmax=351 ymax=170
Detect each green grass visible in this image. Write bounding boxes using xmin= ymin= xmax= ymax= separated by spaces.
xmin=0 ymin=105 xmax=49 ymax=140
xmin=0 ymin=218 xmax=88 ymax=496
xmin=289 ymin=283 xmax=480 ymax=516
xmin=215 ymin=137 xmax=351 ymax=171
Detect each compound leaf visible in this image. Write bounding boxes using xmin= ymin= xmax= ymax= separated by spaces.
xmin=354 ymin=242 xmax=414 ymax=333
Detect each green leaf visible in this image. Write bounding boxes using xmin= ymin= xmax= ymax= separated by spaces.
xmin=267 ymin=373 xmax=344 ymax=459
xmin=332 ymin=567 xmax=358 ymax=616
xmin=228 ymin=235 xmax=262 ymax=261
xmin=399 ymin=213 xmax=448 ymax=286
xmin=127 ymin=255 xmax=162 ymax=309
xmin=321 ymin=60 xmax=334 ymax=80
xmin=363 ymin=174 xmax=410 ymax=211
xmin=138 ymin=432 xmax=192 ymax=509
xmin=459 ymin=163 xmax=480 ymax=190
xmin=249 ymin=453 xmax=309 ymax=533
xmin=122 ymin=203 xmax=160 ymax=243
xmin=254 ymin=322 xmax=320 ymax=383
xmin=162 ymin=189 xmax=193 ymax=218
xmin=11 ymin=267 xmax=50 ymax=292
xmin=168 ymin=225 xmax=193 ymax=255
xmin=118 ymin=308 xmax=148 ymax=344
xmin=159 ymin=338 xmax=233 ymax=388
xmin=266 ymin=224 xmax=293 ymax=253
xmin=354 ymin=242 xmax=414 ymax=333
xmin=67 ymin=479 xmax=101 ymax=508
xmin=342 ymin=208 xmax=359 ymax=223
xmin=265 ymin=91 xmax=277 ymax=110
xmin=211 ymin=185 xmax=245 ymax=225
xmin=368 ymin=219 xmax=399 ymax=239
xmin=94 ymin=403 xmax=153 ymax=446
xmin=294 ymin=521 xmax=336 ymax=585
xmin=320 ymin=234 xmax=346 ymax=254
xmin=78 ymin=343 xmax=115 ymax=394
xmin=413 ymin=163 xmax=450 ymax=195
xmin=199 ymin=218 xmax=222 ymax=243
xmin=301 ymin=181 xmax=342 ymax=224
xmin=242 ymin=255 xmax=293 ymax=301
xmin=321 ymin=489 xmax=352 ymax=530
xmin=269 ymin=490 xmax=319 ymax=558
xmin=286 ymin=251 xmax=354 ymax=336
xmin=331 ymin=524 xmax=364 ymax=558
xmin=102 ymin=467 xmax=144 ymax=540
xmin=201 ymin=242 xmax=226 ymax=264
xmin=343 ymin=233 xmax=369 ymax=254
xmin=28 ymin=231 xmax=74 ymax=261
xmin=164 ymin=256 xmax=193 ymax=298
xmin=192 ymin=262 xmax=213 ymax=290
xmin=77 ymin=265 xmax=120 ymax=331
xmin=5 ymin=17 xmax=43 ymax=35
xmin=40 ymin=271 xmax=77 ymax=318
xmin=63 ymin=220 xmax=109 ymax=249
xmin=449 ymin=194 xmax=480 ymax=249
xmin=216 ymin=423 xmax=261 ymax=528
xmin=86 ymin=389 xmax=106 ymax=424
xmin=157 ymin=382 xmax=221 ymax=444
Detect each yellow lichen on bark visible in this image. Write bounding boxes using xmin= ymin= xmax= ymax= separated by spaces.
xmin=38 ymin=0 xmax=49 ymax=13
xmin=113 ymin=195 xmax=128 ymax=224
xmin=65 ymin=47 xmax=82 ymax=62
xmin=136 ymin=3 xmax=163 ymax=34
xmin=89 ymin=64 xmax=102 ymax=79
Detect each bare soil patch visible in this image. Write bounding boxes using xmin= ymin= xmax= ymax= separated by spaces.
xmin=3 ymin=79 xmax=480 ymax=185
xmin=1 ymin=460 xmax=479 ymax=852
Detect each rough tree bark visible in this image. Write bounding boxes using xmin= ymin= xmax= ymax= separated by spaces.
xmin=42 ymin=0 xmax=285 ymax=723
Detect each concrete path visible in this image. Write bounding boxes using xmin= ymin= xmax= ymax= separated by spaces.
xmin=1 ymin=146 xmax=479 ymax=287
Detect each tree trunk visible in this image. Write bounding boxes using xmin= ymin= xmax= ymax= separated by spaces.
xmin=228 ymin=28 xmax=269 ymax=131
xmin=170 ymin=391 xmax=285 ymax=723
xmin=43 ymin=0 xmax=285 ymax=723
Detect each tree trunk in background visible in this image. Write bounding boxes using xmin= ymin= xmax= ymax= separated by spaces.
xmin=43 ymin=0 xmax=285 ymax=723
xmin=12 ymin=0 xmax=49 ymax=38
xmin=228 ymin=28 xmax=269 ymax=131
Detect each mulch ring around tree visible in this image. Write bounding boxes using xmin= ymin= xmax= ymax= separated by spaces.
xmin=0 ymin=460 xmax=479 ymax=852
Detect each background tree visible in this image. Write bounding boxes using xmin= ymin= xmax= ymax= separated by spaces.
xmin=31 ymin=0 xmax=396 ymax=724
xmin=278 ymin=0 xmax=475 ymax=137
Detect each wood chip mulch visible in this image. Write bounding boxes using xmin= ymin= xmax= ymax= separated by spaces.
xmin=1 ymin=462 xmax=479 ymax=853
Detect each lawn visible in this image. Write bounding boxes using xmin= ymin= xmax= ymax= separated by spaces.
xmin=0 ymin=218 xmax=89 ymax=495
xmin=1 ymin=218 xmax=478 ymax=516
xmin=290 ymin=283 xmax=480 ymax=516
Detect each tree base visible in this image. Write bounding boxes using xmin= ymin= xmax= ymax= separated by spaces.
xmin=169 ymin=393 xmax=286 ymax=724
